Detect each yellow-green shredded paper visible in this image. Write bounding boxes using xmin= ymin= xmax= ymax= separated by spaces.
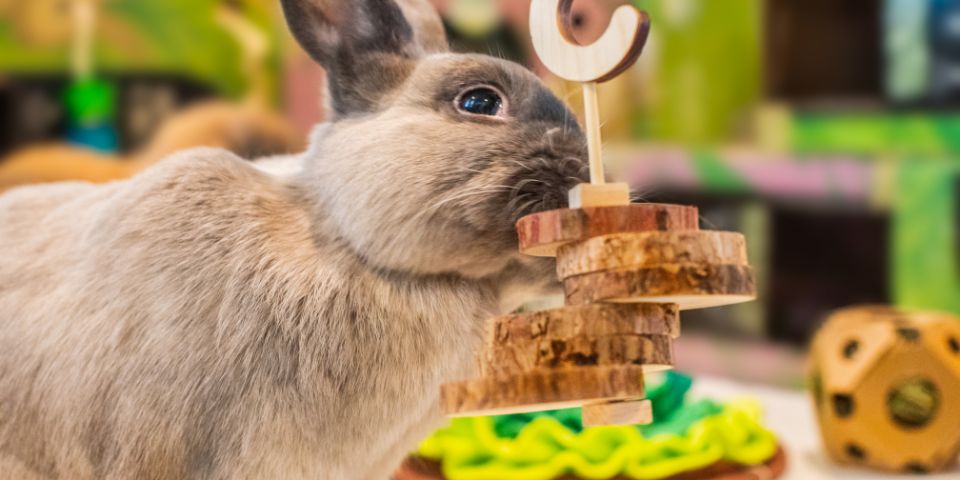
xmin=417 ymin=373 xmax=778 ymax=480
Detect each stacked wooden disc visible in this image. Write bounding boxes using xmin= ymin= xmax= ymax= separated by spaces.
xmin=441 ymin=201 xmax=756 ymax=426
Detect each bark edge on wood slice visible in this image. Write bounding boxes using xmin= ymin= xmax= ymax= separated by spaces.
xmin=481 ymin=333 xmax=674 ymax=378
xmin=516 ymin=204 xmax=699 ymax=257
xmin=556 ymin=231 xmax=748 ymax=279
xmin=441 ymin=366 xmax=647 ymax=417
xmin=563 ymin=264 xmax=756 ymax=310
xmin=486 ymin=303 xmax=681 ymax=352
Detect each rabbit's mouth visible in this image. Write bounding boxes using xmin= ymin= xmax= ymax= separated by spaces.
xmin=505 ymin=155 xmax=588 ymax=222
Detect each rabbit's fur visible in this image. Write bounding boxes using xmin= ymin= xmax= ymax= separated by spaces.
xmin=0 ymin=0 xmax=587 ymax=478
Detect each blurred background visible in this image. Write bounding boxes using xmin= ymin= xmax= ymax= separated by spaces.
xmin=0 ymin=0 xmax=957 ymax=389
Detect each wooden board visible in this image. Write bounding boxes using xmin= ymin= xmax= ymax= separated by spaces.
xmin=517 ymin=204 xmax=699 ymax=257
xmin=563 ymin=264 xmax=756 ymax=310
xmin=481 ymin=334 xmax=674 ymax=378
xmin=556 ymin=231 xmax=749 ymax=280
xmin=441 ymin=366 xmax=646 ymax=417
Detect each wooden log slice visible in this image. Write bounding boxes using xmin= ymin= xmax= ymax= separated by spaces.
xmin=516 ymin=204 xmax=699 ymax=257
xmin=440 ymin=366 xmax=647 ymax=417
xmin=481 ymin=333 xmax=674 ymax=377
xmin=485 ymin=303 xmax=680 ymax=353
xmin=564 ymin=264 xmax=756 ymax=310
xmin=556 ymin=231 xmax=748 ymax=279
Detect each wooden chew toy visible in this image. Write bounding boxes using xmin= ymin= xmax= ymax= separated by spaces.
xmin=440 ymin=0 xmax=756 ymax=426
xmin=810 ymin=306 xmax=960 ymax=473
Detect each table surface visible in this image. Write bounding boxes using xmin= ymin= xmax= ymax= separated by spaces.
xmin=690 ymin=376 xmax=960 ymax=480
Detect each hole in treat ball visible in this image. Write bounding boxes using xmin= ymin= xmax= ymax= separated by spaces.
xmin=572 ymin=12 xmax=586 ymax=28
xmin=888 ymin=378 xmax=940 ymax=429
xmin=846 ymin=443 xmax=867 ymax=460
xmin=842 ymin=339 xmax=860 ymax=359
xmin=832 ymin=394 xmax=855 ymax=418
xmin=904 ymin=463 xmax=929 ymax=474
xmin=949 ymin=337 xmax=960 ymax=354
xmin=896 ymin=327 xmax=921 ymax=342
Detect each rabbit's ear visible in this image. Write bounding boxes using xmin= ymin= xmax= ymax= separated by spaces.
xmin=396 ymin=0 xmax=449 ymax=55
xmin=280 ymin=0 xmax=448 ymax=117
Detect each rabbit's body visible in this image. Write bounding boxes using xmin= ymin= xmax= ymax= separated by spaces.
xmin=0 ymin=149 xmax=522 ymax=479
xmin=0 ymin=1 xmax=588 ymax=478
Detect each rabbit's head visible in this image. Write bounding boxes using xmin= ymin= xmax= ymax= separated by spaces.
xmin=284 ymin=0 xmax=588 ymax=279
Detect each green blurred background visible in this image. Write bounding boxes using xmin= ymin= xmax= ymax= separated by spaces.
xmin=0 ymin=0 xmax=957 ymax=385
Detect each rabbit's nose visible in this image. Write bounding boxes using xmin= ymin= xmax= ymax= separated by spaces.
xmin=545 ymin=127 xmax=588 ymax=157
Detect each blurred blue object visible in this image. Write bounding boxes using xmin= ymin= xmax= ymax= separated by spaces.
xmin=65 ymin=124 xmax=118 ymax=153
xmin=887 ymin=0 xmax=960 ymax=104
xmin=930 ymin=0 xmax=960 ymax=101
xmin=63 ymin=79 xmax=119 ymax=153
xmin=885 ymin=0 xmax=930 ymax=102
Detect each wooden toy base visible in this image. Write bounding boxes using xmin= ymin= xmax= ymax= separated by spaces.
xmin=396 ymin=447 xmax=789 ymax=480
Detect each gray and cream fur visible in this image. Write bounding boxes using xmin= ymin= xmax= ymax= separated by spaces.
xmin=0 ymin=0 xmax=587 ymax=478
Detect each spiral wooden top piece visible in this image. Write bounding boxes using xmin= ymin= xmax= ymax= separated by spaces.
xmin=529 ymin=0 xmax=651 ymax=83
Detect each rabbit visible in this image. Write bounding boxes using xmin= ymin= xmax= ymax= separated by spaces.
xmin=0 ymin=0 xmax=588 ymax=478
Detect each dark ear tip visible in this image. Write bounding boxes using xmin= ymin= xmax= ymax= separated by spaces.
xmin=280 ymin=0 xmax=334 ymax=64
xmin=281 ymin=0 xmax=446 ymax=116
xmin=281 ymin=0 xmax=416 ymax=63
xmin=281 ymin=0 xmax=419 ymax=117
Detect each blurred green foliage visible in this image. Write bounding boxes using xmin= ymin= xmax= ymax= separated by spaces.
xmin=632 ymin=0 xmax=762 ymax=145
xmin=893 ymin=161 xmax=960 ymax=314
xmin=792 ymin=112 xmax=960 ymax=157
xmin=0 ymin=0 xmax=281 ymax=97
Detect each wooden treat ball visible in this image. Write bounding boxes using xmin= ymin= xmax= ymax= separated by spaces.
xmin=810 ymin=306 xmax=960 ymax=473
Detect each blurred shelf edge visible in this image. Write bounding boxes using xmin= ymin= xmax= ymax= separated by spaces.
xmin=673 ymin=332 xmax=808 ymax=390
xmin=608 ymin=145 xmax=878 ymax=209
xmin=607 ymin=144 xmax=954 ymax=212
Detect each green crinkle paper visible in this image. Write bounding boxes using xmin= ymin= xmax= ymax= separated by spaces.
xmin=418 ymin=373 xmax=778 ymax=480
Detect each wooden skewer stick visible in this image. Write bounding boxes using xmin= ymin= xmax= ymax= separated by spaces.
xmin=582 ymin=82 xmax=604 ymax=184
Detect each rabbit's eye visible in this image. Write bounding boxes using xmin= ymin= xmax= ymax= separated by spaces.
xmin=457 ymin=87 xmax=505 ymax=117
